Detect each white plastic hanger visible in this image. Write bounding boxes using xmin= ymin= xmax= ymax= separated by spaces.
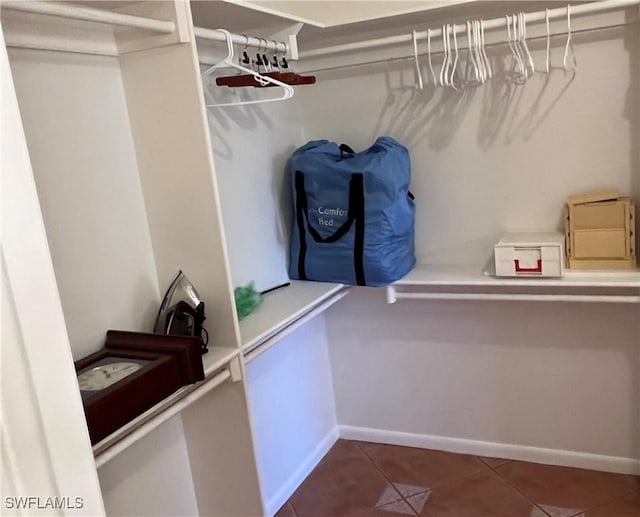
xmin=545 ymin=8 xmax=551 ymax=73
xmin=479 ymin=20 xmax=492 ymax=80
xmin=412 ymin=29 xmax=424 ymax=90
xmin=466 ymin=20 xmax=480 ymax=84
xmin=505 ymin=14 xmax=515 ymax=66
xmin=443 ymin=25 xmax=450 ymax=87
xmin=563 ymin=4 xmax=578 ymax=71
xmin=508 ymin=14 xmax=526 ymax=82
xmin=439 ymin=24 xmax=450 ymax=87
xmin=519 ymin=12 xmax=535 ymax=76
xmin=449 ymin=25 xmax=462 ymax=91
xmin=513 ymin=14 xmax=525 ymax=79
xmin=202 ymin=29 xmax=294 ymax=108
xmin=474 ymin=20 xmax=486 ymax=83
xmin=516 ymin=14 xmax=530 ymax=81
xmin=427 ymin=28 xmax=438 ymax=85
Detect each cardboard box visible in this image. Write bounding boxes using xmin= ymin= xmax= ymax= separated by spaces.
xmin=495 ymin=232 xmax=564 ymax=277
xmin=565 ymin=190 xmax=636 ymax=269
xmin=565 ymin=257 xmax=637 ymax=270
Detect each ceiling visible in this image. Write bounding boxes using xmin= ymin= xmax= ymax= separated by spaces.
xmin=218 ymin=1 xmax=478 ymax=28
xmin=191 ymin=1 xmax=573 ymax=49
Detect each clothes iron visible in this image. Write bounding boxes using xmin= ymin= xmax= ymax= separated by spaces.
xmin=154 ymin=271 xmax=208 ymax=353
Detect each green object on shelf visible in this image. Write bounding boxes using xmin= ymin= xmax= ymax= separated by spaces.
xmin=234 ymin=283 xmax=263 ymax=320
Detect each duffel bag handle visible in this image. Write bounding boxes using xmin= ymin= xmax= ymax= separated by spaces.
xmin=339 ymin=145 xmax=415 ymax=201
xmin=339 ymin=144 xmax=356 ymax=159
xmin=295 ymin=171 xmax=362 ymax=244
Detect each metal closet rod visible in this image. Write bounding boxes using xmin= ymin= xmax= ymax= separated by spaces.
xmin=193 ymin=26 xmax=288 ymax=53
xmin=300 ymin=0 xmax=640 ymax=59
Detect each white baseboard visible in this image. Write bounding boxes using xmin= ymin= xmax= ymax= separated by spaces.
xmin=339 ymin=425 xmax=640 ymax=476
xmin=264 ymin=426 xmax=339 ymax=517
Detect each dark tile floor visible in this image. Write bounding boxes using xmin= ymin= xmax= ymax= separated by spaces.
xmin=275 ymin=440 xmax=640 ymax=517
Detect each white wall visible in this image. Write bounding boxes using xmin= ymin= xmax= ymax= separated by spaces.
xmin=201 ymin=64 xmax=305 ymax=293
xmin=98 ymin=417 xmax=198 ymax=517
xmin=196 ymin=10 xmax=639 ymax=470
xmin=198 ymin=48 xmax=340 ymax=514
xmin=295 ymin=18 xmax=640 ymax=468
xmin=1 ymin=33 xmax=105 ymax=513
xmin=296 ymin=24 xmax=639 ymax=266
xmin=7 ymin=49 xmax=160 ymax=359
xmin=327 ymin=290 xmax=639 ymax=463
xmin=245 ymin=315 xmax=338 ymax=516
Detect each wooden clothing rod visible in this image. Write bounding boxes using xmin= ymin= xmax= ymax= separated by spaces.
xmin=300 ymin=0 xmax=640 ymax=59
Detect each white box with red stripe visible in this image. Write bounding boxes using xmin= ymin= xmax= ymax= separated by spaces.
xmin=494 ymin=232 xmax=565 ymax=277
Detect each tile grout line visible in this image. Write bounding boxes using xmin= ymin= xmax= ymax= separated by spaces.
xmin=288 ymin=500 xmax=300 ymax=517
xmin=290 ymin=440 xmax=640 ymax=517
xmin=574 ymin=485 xmax=640 ymax=516
xmin=474 ymin=456 xmax=510 ymax=476
xmin=355 ymin=442 xmax=545 ymax=516
xmin=501 ymin=482 xmax=554 ymax=517
xmin=357 ymin=441 xmax=552 ymax=515
xmin=476 ymin=458 xmax=554 ymax=517
xmin=355 ymin=442 xmax=640 ymax=517
xmin=354 ymin=441 xmax=421 ymax=516
xmin=476 ymin=457 xmax=512 ymax=470
xmin=486 ymin=459 xmax=640 ymax=517
xmin=358 ymin=441 xmax=505 ymax=492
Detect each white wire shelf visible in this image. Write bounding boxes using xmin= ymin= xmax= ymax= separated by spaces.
xmin=387 ymin=264 xmax=640 ymax=304
xmin=238 ymin=280 xmax=346 ymax=357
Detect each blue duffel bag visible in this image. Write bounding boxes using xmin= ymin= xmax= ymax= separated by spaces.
xmin=288 ymin=136 xmax=416 ymax=286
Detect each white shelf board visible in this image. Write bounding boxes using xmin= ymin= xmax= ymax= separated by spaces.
xmin=239 ymin=280 xmax=345 ymax=354
xmin=93 ymin=345 xmax=239 ymax=460
xmin=396 ymin=264 xmax=640 ymax=288
xmin=388 ymin=264 xmax=640 ymax=303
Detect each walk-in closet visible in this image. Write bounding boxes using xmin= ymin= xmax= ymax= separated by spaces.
xmin=2 ymin=1 xmax=639 ymax=516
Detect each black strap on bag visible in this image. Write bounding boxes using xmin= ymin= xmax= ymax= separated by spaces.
xmin=339 ymin=144 xmax=356 ymax=158
xmin=295 ymin=170 xmax=366 ymax=286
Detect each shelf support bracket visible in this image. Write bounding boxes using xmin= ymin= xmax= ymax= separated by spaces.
xmin=386 ymin=286 xmax=398 ymax=304
xmin=269 ymin=22 xmax=303 ymax=60
xmin=229 ymin=355 xmax=243 ymax=382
